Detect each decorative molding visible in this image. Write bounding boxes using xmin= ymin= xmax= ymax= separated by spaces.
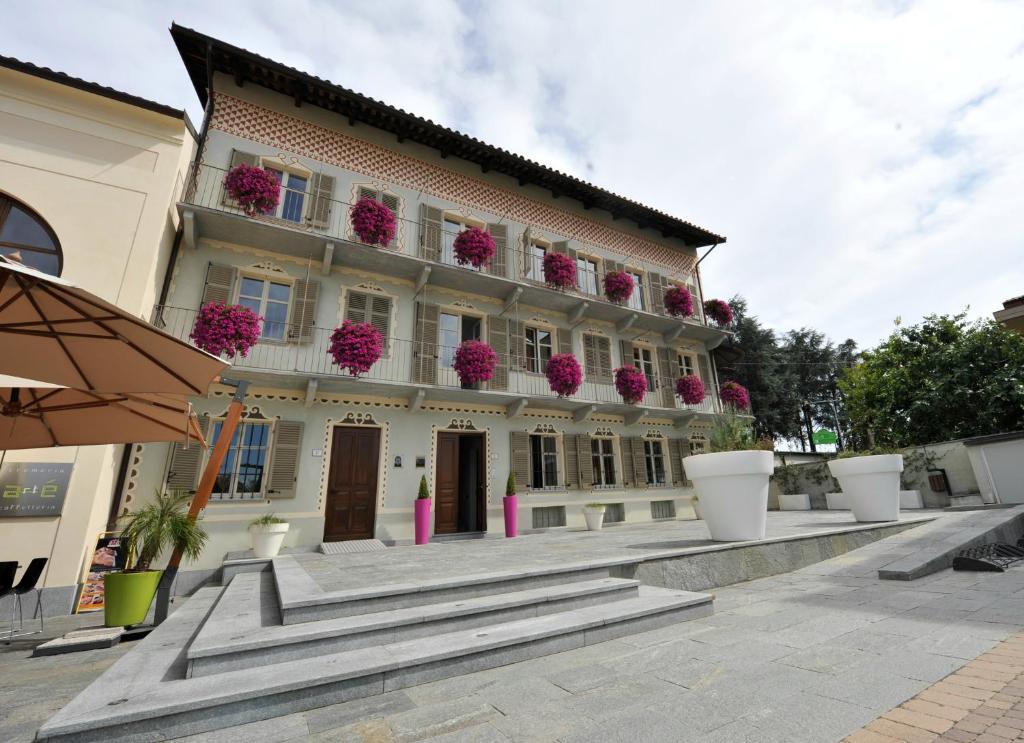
xmin=250 ymin=260 xmax=289 ymax=274
xmin=354 ymin=282 xmax=386 ymax=293
xmin=644 ymin=428 xmax=666 ymax=439
xmin=447 ymin=418 xmax=478 ymax=431
xmin=533 ymin=423 xmax=557 ymax=434
xmin=593 ymin=426 xmax=615 ymax=437
xmin=339 ymin=411 xmax=379 ymax=426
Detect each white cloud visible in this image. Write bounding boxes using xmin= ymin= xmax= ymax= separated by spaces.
xmin=2 ymin=0 xmax=1022 ymax=347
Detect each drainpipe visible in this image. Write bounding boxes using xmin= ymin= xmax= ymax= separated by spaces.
xmin=694 ymin=242 xmax=718 ymax=325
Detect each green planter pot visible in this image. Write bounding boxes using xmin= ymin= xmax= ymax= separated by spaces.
xmin=103 ymin=570 xmax=162 ymax=627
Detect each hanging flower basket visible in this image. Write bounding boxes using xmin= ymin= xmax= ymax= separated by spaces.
xmin=328 ymin=320 xmax=384 ymax=377
xmin=703 ymin=299 xmax=734 ymax=326
xmin=604 ymin=270 xmax=634 ymax=304
xmin=453 ymin=340 xmax=498 ymax=385
xmin=546 ymin=353 xmax=583 ymax=397
xmin=719 ymin=381 xmax=751 ymax=410
xmin=190 ymin=302 xmax=262 ymax=358
xmin=675 ymin=374 xmax=706 ymax=405
xmin=614 ymin=366 xmax=647 ymax=404
xmin=350 ymin=197 xmax=397 ymax=246
xmin=224 ymin=164 xmax=281 ymax=216
xmin=452 ymin=227 xmax=496 ymax=268
xmin=665 ymin=286 xmax=694 ymax=318
xmin=543 ymin=253 xmax=577 ymax=290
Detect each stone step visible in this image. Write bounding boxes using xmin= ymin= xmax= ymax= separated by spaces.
xmin=187 ymin=572 xmax=642 ymax=677
xmin=273 ymin=554 xmax=621 ymax=624
xmin=37 ymin=585 xmax=713 ymax=742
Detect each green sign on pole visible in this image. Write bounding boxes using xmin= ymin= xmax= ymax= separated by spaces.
xmin=812 ymin=429 xmax=838 ymax=445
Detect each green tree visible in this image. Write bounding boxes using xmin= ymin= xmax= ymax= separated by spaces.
xmin=839 ymin=313 xmax=1024 ymax=446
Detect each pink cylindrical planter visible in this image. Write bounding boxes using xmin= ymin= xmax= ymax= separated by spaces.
xmin=414 ymin=498 xmax=431 ymax=545
xmin=503 ymin=495 xmax=518 ymax=538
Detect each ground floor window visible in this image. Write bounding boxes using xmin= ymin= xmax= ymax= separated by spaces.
xmin=210 ymin=420 xmax=272 ymax=500
xmin=591 ymin=437 xmax=616 ymax=488
xmin=604 ymin=503 xmax=626 ymax=523
xmin=651 ymin=500 xmax=676 ymax=519
xmin=644 ymin=439 xmax=667 ymax=486
xmin=532 ymin=505 xmax=566 ymax=528
xmin=530 ymin=434 xmax=559 ymax=489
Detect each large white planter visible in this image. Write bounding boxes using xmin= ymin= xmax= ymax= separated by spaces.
xmin=778 ymin=493 xmax=811 ymax=511
xmin=685 ymin=450 xmax=774 ymax=541
xmin=692 ymin=499 xmax=703 ymax=520
xmin=825 ymin=492 xmax=848 ymax=510
xmin=828 ymin=455 xmax=903 ymax=522
xmin=900 ymin=489 xmax=923 ymax=509
xmin=250 ymin=523 xmax=289 ymax=558
xmin=582 ymin=507 xmax=605 ymax=531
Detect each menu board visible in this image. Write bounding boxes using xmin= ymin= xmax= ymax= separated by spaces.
xmin=75 ymin=533 xmax=124 ymax=613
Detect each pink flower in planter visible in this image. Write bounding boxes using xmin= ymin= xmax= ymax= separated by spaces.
xmin=703 ymin=299 xmax=734 ymax=326
xmin=719 ymin=381 xmax=751 ymax=410
xmin=546 ymin=353 xmax=583 ymax=397
xmin=604 ymin=270 xmax=634 ymax=304
xmin=543 ymin=253 xmax=577 ymax=290
xmin=190 ymin=302 xmax=263 ymax=358
xmin=453 ymin=340 xmax=498 ymax=385
xmin=224 ymin=164 xmax=281 ymax=216
xmin=328 ymin=320 xmax=384 ymax=377
xmin=350 ymin=197 xmax=397 ymax=246
xmin=452 ymin=227 xmax=496 ymax=268
xmin=675 ymin=374 xmax=706 ymax=405
xmin=614 ymin=365 xmax=648 ymax=404
xmin=665 ymin=286 xmax=694 ymax=318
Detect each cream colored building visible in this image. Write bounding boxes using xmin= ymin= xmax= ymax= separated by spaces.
xmin=0 ymin=57 xmax=196 ymax=614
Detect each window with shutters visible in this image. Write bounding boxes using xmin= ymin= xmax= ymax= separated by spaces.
xmin=644 ymin=439 xmax=668 ymax=486
xmin=524 ymin=239 xmax=548 ymax=281
xmin=438 ymin=312 xmax=483 ymax=368
xmin=356 ymin=186 xmax=400 ymax=248
xmin=530 ymin=434 xmax=560 ymax=489
xmin=237 ymin=275 xmax=292 ymax=340
xmin=524 ymin=326 xmax=553 ymax=373
xmin=582 ymin=333 xmax=612 ymax=382
xmin=689 ymin=434 xmax=708 ymax=456
xmin=591 ymin=437 xmax=617 ymax=488
xmin=632 ymin=346 xmax=657 ymax=392
xmin=441 ymin=213 xmax=485 ymax=271
xmin=626 ymin=271 xmax=645 ymax=312
xmin=208 ymin=419 xmax=272 ymax=500
xmin=261 ymin=160 xmax=311 ymax=223
xmin=576 ymin=255 xmax=599 ymax=295
xmin=345 ymin=290 xmax=392 ymax=354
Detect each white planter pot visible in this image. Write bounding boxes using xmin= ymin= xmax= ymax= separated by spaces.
xmin=900 ymin=489 xmax=923 ymax=509
xmin=825 ymin=492 xmax=848 ymax=510
xmin=583 ymin=507 xmax=605 ymax=531
xmin=828 ymin=455 xmax=903 ymax=522
xmin=250 ymin=523 xmax=289 ymax=558
xmin=685 ymin=450 xmax=774 ymax=541
xmin=692 ymin=499 xmax=703 ymax=520
xmin=778 ymin=493 xmax=811 ymax=511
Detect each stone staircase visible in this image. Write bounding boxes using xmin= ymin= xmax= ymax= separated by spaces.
xmin=37 ymin=555 xmax=713 ymax=742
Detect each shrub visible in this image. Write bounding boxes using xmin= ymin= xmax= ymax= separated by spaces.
xmin=418 ymin=475 xmax=430 ymax=500
xmin=709 ymin=409 xmax=759 ymax=453
xmin=664 ymin=286 xmax=694 ymax=318
xmin=328 ymin=320 xmax=384 ymax=376
xmin=453 ymin=340 xmax=498 ymax=385
xmin=703 ymin=298 xmax=734 ymax=326
xmin=452 ymin=227 xmax=496 ymax=268
xmin=675 ymin=374 xmax=706 ymax=405
xmin=224 ymin=164 xmax=280 ymax=216
xmin=604 ymin=270 xmax=634 ymax=304
xmin=546 ymin=353 xmax=583 ymax=397
xmin=250 ymin=513 xmax=287 ymax=527
xmin=119 ymin=491 xmax=207 ymax=573
xmin=190 ymin=301 xmax=262 ymax=358
xmin=719 ymin=380 xmax=751 ymax=410
xmin=543 ymin=252 xmax=577 ymax=290
xmin=614 ymin=365 xmax=648 ymax=404
xmin=350 ymin=197 xmax=397 ymax=246
xmin=505 ymin=472 xmax=516 ymax=497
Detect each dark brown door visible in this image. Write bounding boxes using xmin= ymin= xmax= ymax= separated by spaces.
xmin=324 ymin=426 xmax=380 ymax=541
xmin=435 ymin=432 xmax=459 ymax=534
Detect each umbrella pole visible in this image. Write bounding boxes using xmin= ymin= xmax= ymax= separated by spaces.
xmin=154 ymin=380 xmax=249 ymax=625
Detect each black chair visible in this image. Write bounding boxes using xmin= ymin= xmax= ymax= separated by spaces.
xmin=1 ymin=561 xmax=18 ymax=642
xmin=6 ymin=558 xmax=46 ymax=643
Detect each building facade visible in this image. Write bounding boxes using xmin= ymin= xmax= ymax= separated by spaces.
xmin=125 ymin=27 xmax=734 ymax=580
xmin=0 ymin=56 xmax=196 ymax=613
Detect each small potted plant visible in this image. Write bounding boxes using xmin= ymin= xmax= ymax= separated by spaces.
xmin=546 ymin=353 xmax=583 ymax=397
xmin=504 ymin=473 xmax=518 ymax=538
xmin=604 ymin=270 xmax=634 ymax=304
xmin=664 ymin=286 xmax=694 ymax=318
xmin=328 ymin=320 xmax=384 ymax=376
xmin=415 ymin=475 xmax=431 ymax=545
xmin=224 ymin=163 xmax=280 ymax=216
xmin=190 ymin=301 xmax=262 ymax=358
xmin=614 ymin=365 xmax=648 ymax=404
xmin=452 ymin=227 xmax=496 ymax=268
xmin=676 ymin=374 xmax=706 ymax=406
xmin=350 ymin=196 xmax=397 ymax=246
xmin=452 ymin=339 xmax=498 ymax=387
xmin=249 ymin=514 xmax=289 ymax=559
xmin=104 ymin=490 xmax=207 ymax=627
xmin=774 ymin=464 xmax=810 ymax=511
xmin=583 ymin=503 xmax=606 ymax=531
xmin=543 ymin=252 xmax=577 ymax=290
xmin=703 ymin=299 xmax=734 ymax=327
xmin=828 ymin=449 xmax=903 ymax=522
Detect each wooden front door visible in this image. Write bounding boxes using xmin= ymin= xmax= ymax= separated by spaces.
xmin=434 ymin=432 xmax=459 ymax=534
xmin=324 ymin=426 xmax=380 ymax=541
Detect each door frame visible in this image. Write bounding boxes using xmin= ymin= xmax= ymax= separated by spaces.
xmin=434 ymin=429 xmax=488 ymax=534
xmin=319 ymin=415 xmax=389 ymax=540
xmin=429 ymin=422 xmax=491 ymax=533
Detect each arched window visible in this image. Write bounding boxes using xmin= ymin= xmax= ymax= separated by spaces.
xmin=0 ymin=194 xmax=62 ymax=276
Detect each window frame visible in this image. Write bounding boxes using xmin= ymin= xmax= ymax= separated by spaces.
xmin=259 ymin=158 xmax=312 ymax=224
xmin=524 ymin=237 xmax=549 ymax=282
xmin=524 ymin=324 xmax=554 ymax=374
xmin=235 ymin=272 xmax=294 ymax=343
xmin=441 ymin=212 xmax=486 ymax=271
xmin=355 ymin=185 xmax=402 ymax=249
xmin=591 ymin=436 xmax=618 ymax=489
xmin=632 ymin=344 xmax=657 ymax=392
xmin=575 ymin=253 xmax=600 ymax=296
xmin=0 ymin=193 xmax=63 ymax=276
xmin=529 ymin=433 xmax=561 ymax=490
xmin=677 ymin=351 xmax=695 ymax=377
xmin=206 ymin=417 xmax=275 ymax=502
xmin=643 ymin=438 xmax=669 ymax=487
xmin=625 ymin=269 xmax=646 ymax=312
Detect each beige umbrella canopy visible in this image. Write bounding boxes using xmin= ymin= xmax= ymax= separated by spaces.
xmin=0 ymin=381 xmax=207 ymax=450
xmin=0 ymin=256 xmax=227 ymax=395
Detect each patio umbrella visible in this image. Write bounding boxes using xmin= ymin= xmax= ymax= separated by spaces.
xmin=0 ymin=381 xmax=207 ymax=450
xmin=0 ymin=256 xmax=227 ymax=395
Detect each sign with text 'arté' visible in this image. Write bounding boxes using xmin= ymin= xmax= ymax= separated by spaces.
xmin=0 ymin=462 xmax=73 ymax=517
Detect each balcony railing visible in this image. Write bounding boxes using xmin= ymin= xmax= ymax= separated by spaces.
xmin=154 ymin=305 xmax=720 ymax=415
xmin=184 ymin=163 xmax=710 ymax=326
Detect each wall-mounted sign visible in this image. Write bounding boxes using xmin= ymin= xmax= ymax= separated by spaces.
xmin=0 ymin=462 xmax=73 ymax=517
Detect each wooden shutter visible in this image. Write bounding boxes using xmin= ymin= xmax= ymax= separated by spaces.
xmin=605 ymin=259 xmax=624 ymax=276
xmin=577 ymin=434 xmax=594 ymax=488
xmin=307 ymin=173 xmax=335 ymax=229
xmin=486 ymin=223 xmax=507 ymax=278
xmin=382 ymin=193 xmax=400 ymax=248
xmin=488 ymin=316 xmax=509 ymax=391
xmin=631 ymin=438 xmax=648 ymax=488
xmin=201 ymin=263 xmax=237 ymax=306
xmin=344 ymin=290 xmax=369 ymax=324
xmin=620 ymin=340 xmax=634 ymax=369
xmin=222 ymin=150 xmax=258 ymax=207
xmin=419 ymin=203 xmax=443 ymax=262
xmin=166 ymin=441 xmax=202 ymax=493
xmin=520 ymin=227 xmax=532 ymax=278
xmin=649 ymin=273 xmax=666 ymax=315
xmin=551 ymin=240 xmax=577 ymax=263
xmin=369 ymin=295 xmax=391 ymax=345
xmin=688 ymin=278 xmax=703 ymax=322
xmin=584 ymin=334 xmax=612 ymax=383
xmin=509 ymin=320 xmax=526 ymax=370
xmin=697 ymin=354 xmax=713 ymax=390
xmin=412 ymin=301 xmax=439 ymax=384
xmin=510 ymin=431 xmax=531 ymax=491
xmin=289 ymin=279 xmax=320 ymax=343
xmin=557 ymin=327 xmax=573 ymax=357
xmin=667 ymin=438 xmax=685 ymax=485
xmin=621 ymin=436 xmax=638 ymax=487
xmin=657 ymin=347 xmax=676 ymax=408
xmin=563 ymin=434 xmax=580 ymax=488
xmin=267 ymin=420 xmax=303 ymax=499
xmin=582 ymin=334 xmax=599 ymax=379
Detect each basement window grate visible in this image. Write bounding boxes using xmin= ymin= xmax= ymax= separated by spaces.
xmin=532 ymin=506 xmax=566 ymax=529
xmin=650 ymin=500 xmax=676 ymax=520
xmin=604 ymin=503 xmax=625 ymax=523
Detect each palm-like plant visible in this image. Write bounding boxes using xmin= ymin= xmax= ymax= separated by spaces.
xmin=120 ymin=490 xmax=208 ymax=572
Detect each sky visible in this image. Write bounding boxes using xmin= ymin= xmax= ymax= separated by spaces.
xmin=2 ymin=0 xmax=1022 ymax=349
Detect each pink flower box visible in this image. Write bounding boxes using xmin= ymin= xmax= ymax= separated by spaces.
xmin=665 ymin=286 xmax=694 ymax=318
xmin=453 ymin=340 xmax=498 ymax=385
xmin=190 ymin=302 xmax=262 ymax=358
xmin=546 ymin=353 xmax=583 ymax=397
xmin=224 ymin=164 xmax=281 ymax=217
xmin=328 ymin=320 xmax=384 ymax=376
xmin=604 ymin=270 xmax=634 ymax=304
xmin=452 ymin=227 xmax=496 ymax=268
xmin=704 ymin=299 xmax=734 ymax=326
xmin=719 ymin=381 xmax=751 ymax=410
xmin=543 ymin=252 xmax=577 ymax=290
xmin=350 ymin=197 xmax=397 ymax=246
xmin=676 ymin=374 xmax=706 ymax=405
xmin=614 ymin=365 xmax=648 ymax=404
